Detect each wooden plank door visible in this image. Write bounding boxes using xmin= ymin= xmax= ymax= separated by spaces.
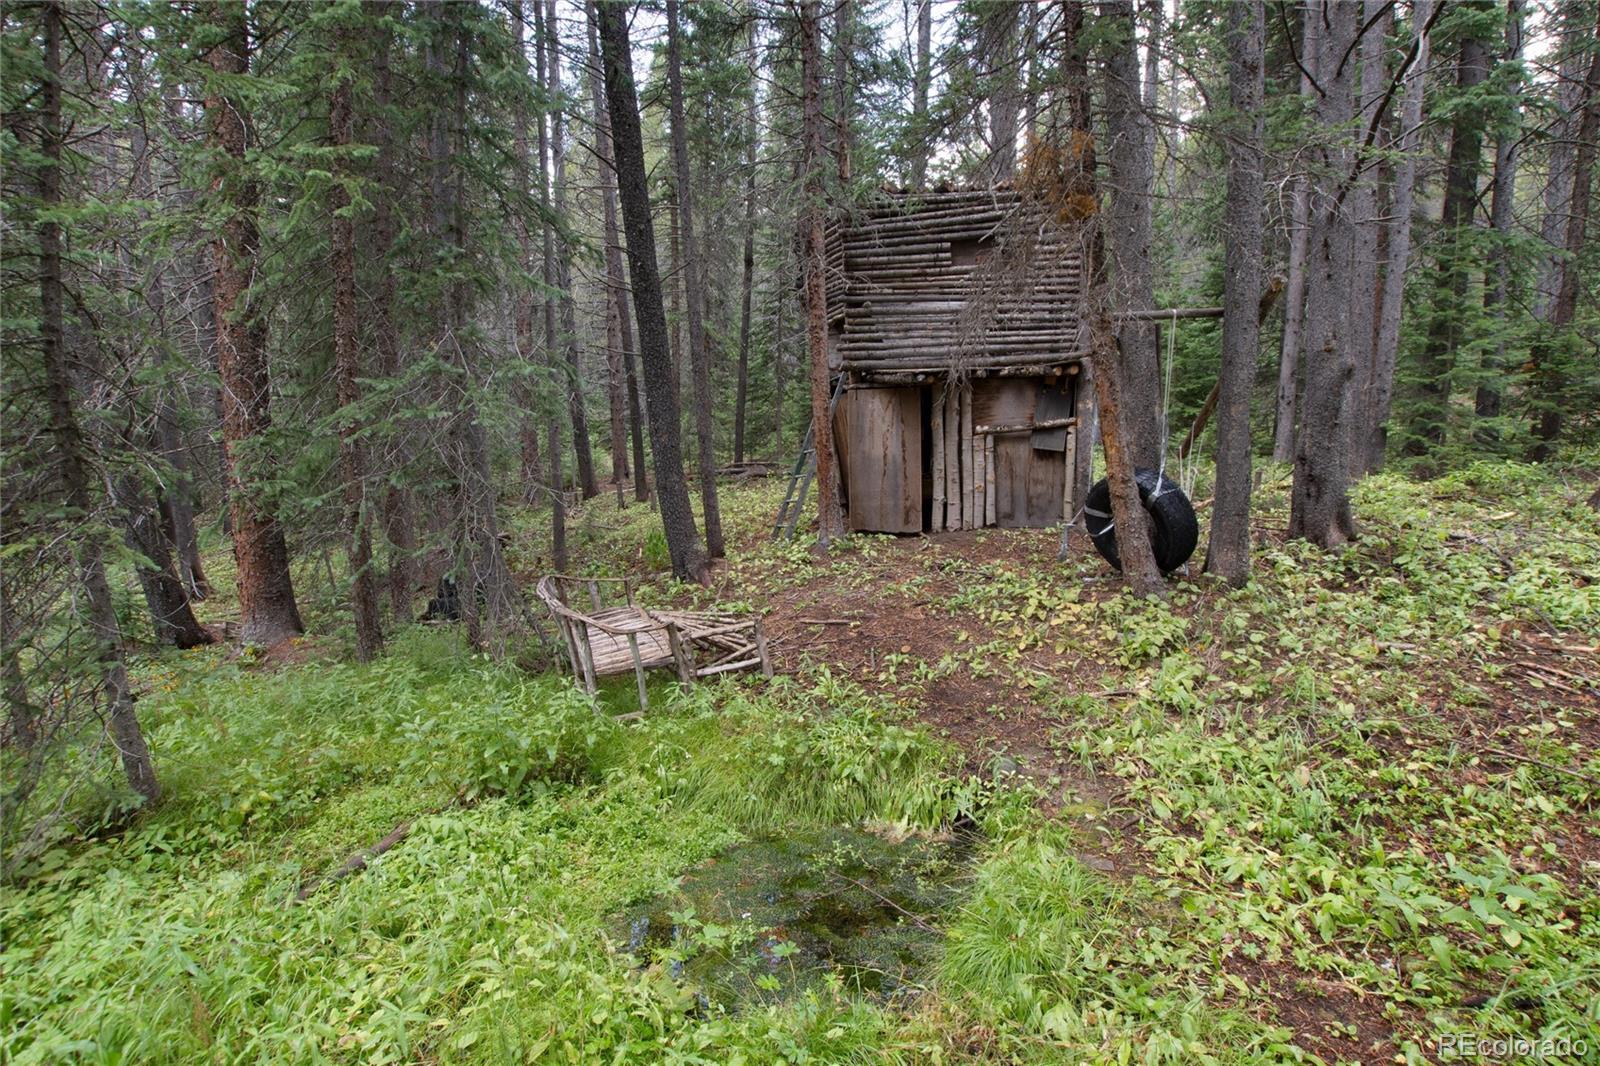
xmin=843 ymin=387 xmax=923 ymax=533
xmin=976 ymin=379 xmax=1068 ymax=528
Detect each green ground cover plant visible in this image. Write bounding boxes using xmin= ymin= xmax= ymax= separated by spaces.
xmin=4 ymin=458 xmax=1597 ymax=1064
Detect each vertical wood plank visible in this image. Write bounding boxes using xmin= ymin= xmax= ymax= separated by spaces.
xmin=627 ymin=633 xmax=648 ymax=710
xmin=972 ymin=420 xmax=985 ymax=526
xmin=1063 ymin=423 xmax=1078 ymax=521
xmin=945 ymin=388 xmax=959 ymax=529
xmin=666 ymin=623 xmax=692 ymax=683
xmin=931 ymin=388 xmax=945 ymax=531
xmin=984 ymin=433 xmax=997 ymax=527
xmin=961 ymin=386 xmax=974 ymax=529
xmin=577 ymin=627 xmax=598 ymax=694
xmin=844 ymin=387 xmax=921 ymax=532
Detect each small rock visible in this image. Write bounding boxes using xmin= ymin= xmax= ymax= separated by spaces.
xmin=1077 ymin=853 xmax=1116 ymax=873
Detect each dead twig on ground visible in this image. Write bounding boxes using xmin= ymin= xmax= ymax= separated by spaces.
xmin=839 ymin=874 xmax=939 ymax=933
xmin=1484 ymin=747 xmax=1600 ymax=789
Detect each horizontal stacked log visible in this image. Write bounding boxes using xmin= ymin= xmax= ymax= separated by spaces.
xmin=829 ymin=189 xmax=1085 ymax=373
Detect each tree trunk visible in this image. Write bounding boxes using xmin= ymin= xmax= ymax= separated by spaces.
xmin=1273 ymin=5 xmax=1320 ymax=465
xmin=619 ymin=251 xmax=648 ymax=502
xmin=734 ymin=14 xmax=760 ymax=466
xmin=530 ymin=0 xmax=567 ymax=569
xmin=1476 ymin=0 xmax=1524 ymax=428
xmin=832 ymin=0 xmax=851 ymax=184
xmin=1100 ymin=0 xmax=1160 ymax=469
xmin=1364 ymin=0 xmax=1431 ymax=474
xmin=597 ymin=0 xmax=709 ymax=582
xmin=669 ymin=194 xmax=684 ymax=394
xmin=366 ymin=5 xmax=416 ymax=621
xmin=113 ymin=470 xmax=214 ymax=650
xmin=203 ymin=1 xmax=304 ymax=646
xmin=512 ymin=0 xmax=545 ymax=506
xmin=585 ymin=2 xmax=631 ymax=500
xmin=546 ymin=0 xmax=599 ymax=502
xmin=430 ymin=3 xmax=515 ymax=648
xmin=801 ymin=0 xmax=845 ymax=547
xmin=132 ymin=59 xmax=211 ymax=603
xmin=153 ymin=410 xmax=209 ymax=600
xmin=1531 ymin=2 xmax=1600 ymax=454
xmin=666 ymin=0 xmax=725 ymax=558
xmin=1059 ymin=0 xmax=1161 ymax=596
xmin=986 ymin=3 xmax=1021 ymax=183
xmin=910 ymin=0 xmax=932 ymax=189
xmin=1142 ymin=0 xmax=1161 ymax=118
xmin=1535 ymin=2 xmax=1589 ymax=319
xmin=331 ymin=47 xmax=381 ymax=662
xmin=1204 ymin=0 xmax=1264 ymax=587
xmin=1346 ymin=0 xmax=1387 ymax=464
xmin=1 ymin=579 xmax=35 ymax=751
xmin=1413 ymin=12 xmax=1491 ymax=451
xmin=1289 ymin=0 xmax=1359 ymax=548
xmin=773 ymin=261 xmax=788 ymax=454
xmin=40 ymin=5 xmax=159 ymax=802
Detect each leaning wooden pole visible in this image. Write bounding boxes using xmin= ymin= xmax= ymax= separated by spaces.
xmin=800 ymin=0 xmax=844 ymax=545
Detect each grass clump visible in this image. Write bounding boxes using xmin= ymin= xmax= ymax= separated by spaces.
xmin=942 ymin=829 xmax=1292 ymax=1064
xmin=0 ymin=633 xmax=986 ymax=1065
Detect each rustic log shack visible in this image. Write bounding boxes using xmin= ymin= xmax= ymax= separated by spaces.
xmin=825 ymin=187 xmax=1093 ymax=534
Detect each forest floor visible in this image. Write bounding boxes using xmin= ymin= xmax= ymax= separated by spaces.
xmin=4 ymin=457 xmax=1598 ymax=1065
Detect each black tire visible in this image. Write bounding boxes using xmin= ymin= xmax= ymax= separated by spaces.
xmin=1082 ymin=468 xmax=1199 ymax=574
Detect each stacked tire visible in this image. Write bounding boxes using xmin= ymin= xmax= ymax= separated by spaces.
xmin=1083 ymin=468 xmax=1198 ymax=574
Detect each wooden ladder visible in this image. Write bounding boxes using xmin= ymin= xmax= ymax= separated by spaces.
xmin=771 ymin=375 xmax=845 ymax=542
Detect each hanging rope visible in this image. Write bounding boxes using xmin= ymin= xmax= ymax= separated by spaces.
xmin=1151 ymin=306 xmax=1180 ymax=500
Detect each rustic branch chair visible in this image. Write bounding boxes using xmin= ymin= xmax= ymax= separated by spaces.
xmin=535 ymin=574 xmax=772 ymax=711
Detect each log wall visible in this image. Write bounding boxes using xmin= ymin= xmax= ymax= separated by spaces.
xmin=829 ymin=188 xmax=1086 ymax=376
xmin=829 ymin=188 xmax=1093 ymax=535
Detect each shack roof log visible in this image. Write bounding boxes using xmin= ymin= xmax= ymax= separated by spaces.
xmin=827 ymin=187 xmax=1087 ymax=379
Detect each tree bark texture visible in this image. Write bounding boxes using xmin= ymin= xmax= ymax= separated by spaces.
xmin=585 ymin=2 xmax=632 ymax=497
xmin=204 ymin=1 xmax=304 ymax=645
xmin=1414 ymin=10 xmax=1491 ymax=450
xmin=512 ymin=0 xmax=546 ymax=505
xmin=1273 ymin=3 xmax=1320 ymax=464
xmin=432 ymin=2 xmax=515 ymax=647
xmin=1476 ymin=0 xmax=1524 ymax=426
xmin=984 ymin=3 xmax=1021 ymax=183
xmin=1364 ymin=0 xmax=1430 ymax=474
xmin=1100 ymin=0 xmax=1159 ymax=469
xmin=910 ymin=0 xmax=932 ymax=189
xmin=1531 ymin=1 xmax=1600 ymax=453
xmin=41 ymin=5 xmax=160 ymax=802
xmin=1346 ymin=0 xmax=1387 ymax=463
xmin=366 ymin=4 xmax=417 ymax=620
xmin=1535 ymin=2 xmax=1590 ymax=318
xmin=598 ymin=0 xmax=709 ymax=582
xmin=666 ymin=0 xmax=725 ymax=557
xmin=113 ymin=472 xmax=213 ymax=650
xmin=128 ymin=67 xmax=212 ymax=605
xmin=1289 ymin=0 xmax=1359 ymax=548
xmin=734 ymin=12 xmax=760 ymax=465
xmin=801 ymin=0 xmax=845 ymax=546
xmin=1063 ymin=0 xmax=1161 ymax=594
xmin=1204 ymin=0 xmax=1264 ymax=587
xmin=546 ymin=0 xmax=599 ymax=501
xmin=331 ymin=50 xmax=381 ymax=662
xmin=532 ymin=0 xmax=567 ymax=570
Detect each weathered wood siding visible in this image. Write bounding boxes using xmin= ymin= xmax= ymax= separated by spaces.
xmin=843 ymin=387 xmax=922 ymax=533
xmin=829 ymin=189 xmax=1085 ymax=376
xmin=975 ymin=379 xmax=1068 ymax=528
